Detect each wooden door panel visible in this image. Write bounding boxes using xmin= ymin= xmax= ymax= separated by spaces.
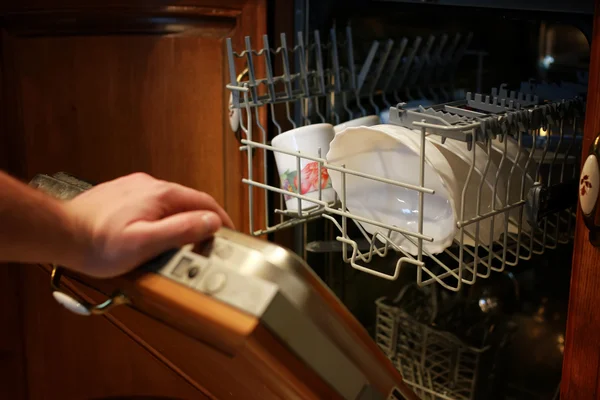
xmin=10 ymin=34 xmax=228 ymax=198
xmin=47 ymin=265 xmax=339 ymax=400
xmin=1 ymin=1 xmax=266 ymax=233
xmin=0 ymin=1 xmax=266 ymax=398
xmin=562 ymin=0 xmax=600 ymax=398
xmin=20 ymin=266 xmax=208 ymax=400
xmin=0 ymin=267 xmax=27 ymax=400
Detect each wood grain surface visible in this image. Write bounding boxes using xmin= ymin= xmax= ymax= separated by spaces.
xmin=561 ymin=1 xmax=600 ymax=398
xmin=0 ymin=0 xmax=267 ymax=397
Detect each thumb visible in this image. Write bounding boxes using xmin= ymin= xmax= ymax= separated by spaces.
xmin=128 ymin=211 xmax=222 ymax=263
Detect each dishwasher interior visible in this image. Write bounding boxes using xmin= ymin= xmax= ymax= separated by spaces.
xmin=226 ymin=1 xmax=591 ymax=399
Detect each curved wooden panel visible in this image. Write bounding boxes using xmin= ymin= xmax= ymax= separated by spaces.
xmin=0 ymin=0 xmax=267 ymax=398
xmin=49 ymin=264 xmax=342 ymax=400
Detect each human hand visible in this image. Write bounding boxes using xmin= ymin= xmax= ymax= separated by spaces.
xmin=62 ymin=172 xmax=234 ymax=278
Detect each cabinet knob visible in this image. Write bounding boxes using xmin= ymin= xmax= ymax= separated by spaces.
xmin=580 ymin=135 xmax=600 ymax=245
xmin=50 ymin=266 xmax=130 ymax=316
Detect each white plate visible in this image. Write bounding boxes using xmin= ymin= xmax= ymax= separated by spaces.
xmin=326 ymin=124 xmax=460 ymax=255
xmin=334 ymin=115 xmax=381 ymax=133
xmin=426 ymin=135 xmax=506 ymax=246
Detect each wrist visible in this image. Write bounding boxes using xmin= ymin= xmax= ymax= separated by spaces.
xmin=53 ymin=200 xmax=92 ymax=273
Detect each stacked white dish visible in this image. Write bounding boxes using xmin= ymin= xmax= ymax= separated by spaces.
xmin=334 ymin=115 xmax=381 ymax=133
xmin=271 ymin=119 xmax=535 ymax=256
xmin=326 ymin=124 xmax=536 ymax=255
xmin=327 ymin=124 xmax=460 ymax=255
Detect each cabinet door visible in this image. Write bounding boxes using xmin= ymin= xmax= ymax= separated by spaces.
xmin=1 ymin=1 xmax=265 ymax=233
xmin=561 ymin=0 xmax=600 ymax=398
xmin=0 ymin=1 xmax=266 ymax=398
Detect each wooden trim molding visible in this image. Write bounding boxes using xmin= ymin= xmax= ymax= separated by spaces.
xmin=0 ymin=7 xmax=239 ymax=36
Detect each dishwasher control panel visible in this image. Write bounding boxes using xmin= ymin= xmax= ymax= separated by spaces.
xmin=144 ymin=238 xmax=279 ymax=318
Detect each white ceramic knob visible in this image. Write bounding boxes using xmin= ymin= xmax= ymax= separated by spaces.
xmin=580 ymin=154 xmax=600 ymax=216
xmin=52 ymin=291 xmax=91 ymax=316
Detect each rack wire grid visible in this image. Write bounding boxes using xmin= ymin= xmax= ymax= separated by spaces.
xmin=375 ymin=294 xmax=489 ymax=400
xmin=225 ymin=28 xmax=585 ymax=293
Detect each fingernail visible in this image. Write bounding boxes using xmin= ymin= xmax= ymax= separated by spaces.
xmin=202 ymin=212 xmax=220 ymax=231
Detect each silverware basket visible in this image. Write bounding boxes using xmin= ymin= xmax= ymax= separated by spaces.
xmin=375 ymin=286 xmax=503 ymax=400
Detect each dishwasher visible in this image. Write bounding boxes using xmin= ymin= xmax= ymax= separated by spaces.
xmin=35 ymin=1 xmax=592 ymax=399
xmin=222 ymin=1 xmax=591 ymax=399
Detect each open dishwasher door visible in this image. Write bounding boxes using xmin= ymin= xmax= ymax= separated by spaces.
xmin=29 ymin=172 xmax=418 ymax=400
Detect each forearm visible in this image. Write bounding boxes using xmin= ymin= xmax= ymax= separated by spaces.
xmin=0 ymin=171 xmax=84 ymax=267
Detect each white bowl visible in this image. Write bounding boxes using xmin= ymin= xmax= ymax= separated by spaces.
xmin=334 ymin=115 xmax=380 ymax=133
xmin=271 ymin=123 xmax=336 ymax=211
xmin=326 ymin=124 xmax=460 ymax=255
xmin=425 ymin=135 xmax=506 ymax=246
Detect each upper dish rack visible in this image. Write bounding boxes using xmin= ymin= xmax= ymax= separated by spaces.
xmin=225 ymin=29 xmax=585 ymax=292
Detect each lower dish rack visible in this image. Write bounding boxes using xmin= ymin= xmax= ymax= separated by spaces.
xmin=375 ymin=284 xmax=512 ymax=400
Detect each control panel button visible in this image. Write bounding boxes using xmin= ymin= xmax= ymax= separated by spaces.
xmin=171 ymin=256 xmax=193 ymax=278
xmin=214 ymin=242 xmax=234 ymax=260
xmin=187 ymin=266 xmax=200 ymax=279
xmin=202 ymin=272 xmax=227 ymax=294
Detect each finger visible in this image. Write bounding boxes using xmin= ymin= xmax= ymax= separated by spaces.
xmin=158 ymin=183 xmax=235 ymax=229
xmin=126 ymin=211 xmax=222 ymax=264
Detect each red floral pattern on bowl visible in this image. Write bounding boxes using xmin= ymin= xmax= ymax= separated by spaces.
xmin=280 ymin=162 xmax=331 ymax=201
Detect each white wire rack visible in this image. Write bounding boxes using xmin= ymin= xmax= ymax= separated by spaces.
xmin=375 ymin=288 xmax=493 ymax=400
xmin=225 ymin=29 xmax=584 ymax=292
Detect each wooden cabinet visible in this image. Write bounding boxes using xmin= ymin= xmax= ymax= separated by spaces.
xmin=4 ymin=0 xmax=600 ymax=399
xmin=1 ymin=1 xmax=266 ymax=233
xmin=0 ymin=1 xmax=267 ymax=398
xmin=561 ymin=1 xmax=600 ymax=398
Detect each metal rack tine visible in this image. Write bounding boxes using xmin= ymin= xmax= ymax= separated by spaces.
xmin=369 ymin=39 xmax=395 ymax=115
xmin=447 ymin=32 xmax=473 ymax=82
xmin=307 ymin=30 xmax=326 ymax=123
xmin=394 ymin=36 xmax=423 ymax=103
xmin=279 ymin=33 xmax=294 ymax=99
xmin=262 ymin=34 xmax=277 ymax=102
xmin=425 ymin=34 xmax=449 ymax=102
xmin=382 ymin=38 xmax=409 ymax=107
xmin=296 ymin=32 xmax=310 ymax=98
xmin=328 ymin=27 xmax=342 ymax=125
xmin=262 ymin=34 xmax=282 ymax=135
xmin=279 ymin=32 xmax=296 ymax=128
xmin=226 ymin=38 xmax=240 ymax=107
xmin=342 ymin=26 xmax=356 ymax=119
xmin=296 ymin=32 xmax=312 ymax=125
xmin=344 ymin=26 xmax=355 ymax=91
xmin=441 ymin=33 xmax=461 ymax=69
xmin=357 ymin=41 xmax=380 ymax=92
xmin=331 ymin=28 xmax=343 ymax=93
xmin=353 ymin=41 xmax=380 ymax=116
xmin=435 ymin=34 xmax=462 ymax=101
xmin=406 ymin=35 xmax=436 ymax=100
xmin=244 ymin=36 xmax=259 ymax=106
xmin=314 ymin=30 xmax=327 ymax=95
